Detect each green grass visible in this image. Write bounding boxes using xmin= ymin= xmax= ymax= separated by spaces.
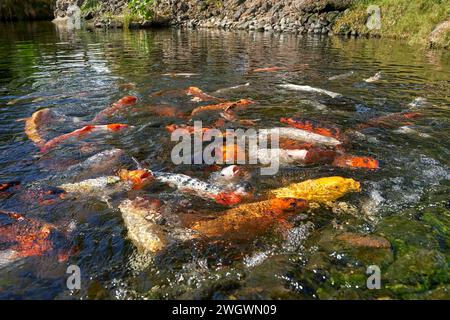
xmin=333 ymin=0 xmax=450 ymax=48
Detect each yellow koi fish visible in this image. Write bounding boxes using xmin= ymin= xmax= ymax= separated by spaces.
xmin=270 ymin=176 xmax=361 ymax=203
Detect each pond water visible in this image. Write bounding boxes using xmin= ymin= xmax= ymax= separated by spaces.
xmin=0 ymin=22 xmax=449 ymax=300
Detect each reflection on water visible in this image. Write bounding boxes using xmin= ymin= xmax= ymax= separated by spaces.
xmin=0 ymin=22 xmax=449 ymax=300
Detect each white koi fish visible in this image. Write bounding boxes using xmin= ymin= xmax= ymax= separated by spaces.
xmin=275 ymin=127 xmax=342 ymax=147
xmin=153 ymin=171 xmax=250 ymax=206
xmin=279 ymin=84 xmax=342 ymax=98
xmin=364 ymin=72 xmax=383 ymax=83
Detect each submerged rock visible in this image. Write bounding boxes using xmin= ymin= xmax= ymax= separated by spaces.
xmin=335 ymin=232 xmax=391 ymax=249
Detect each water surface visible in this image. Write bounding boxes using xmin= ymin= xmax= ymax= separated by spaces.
xmin=0 ymin=22 xmax=449 ymax=300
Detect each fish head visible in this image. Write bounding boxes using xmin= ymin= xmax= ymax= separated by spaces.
xmin=333 ymin=156 xmax=379 ymax=169
xmin=119 ymin=96 xmax=138 ymax=105
xmin=107 ymin=124 xmax=129 ymax=132
xmin=326 ymin=177 xmax=362 ymax=194
xmin=269 ymin=198 xmax=308 ymax=212
xmin=220 ymin=165 xmax=240 ymax=178
xmin=186 ymin=87 xmax=202 ymax=95
xmin=118 ymin=169 xmax=154 ymax=189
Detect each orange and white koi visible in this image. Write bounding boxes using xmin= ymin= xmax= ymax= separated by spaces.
xmin=190 ymin=99 xmax=255 ymax=117
xmin=92 ymin=96 xmax=137 ymax=122
xmin=186 ymin=86 xmax=222 ymax=102
xmin=257 ymin=148 xmax=337 ymax=166
xmin=41 ymin=124 xmax=130 ymax=152
xmin=280 ymin=117 xmax=342 ymax=139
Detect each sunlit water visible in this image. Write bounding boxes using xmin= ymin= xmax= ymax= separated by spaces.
xmin=0 ymin=22 xmax=449 ymax=300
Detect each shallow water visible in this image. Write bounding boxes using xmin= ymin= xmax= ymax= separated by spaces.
xmin=0 ymin=22 xmax=449 ymax=300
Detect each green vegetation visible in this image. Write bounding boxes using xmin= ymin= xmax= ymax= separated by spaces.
xmin=333 ymin=0 xmax=450 ymax=48
xmin=128 ymin=0 xmax=156 ymax=20
xmin=81 ymin=0 xmax=100 ymax=13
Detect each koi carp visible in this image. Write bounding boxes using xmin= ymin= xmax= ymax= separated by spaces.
xmin=191 ymin=198 xmax=308 ymax=240
xmin=41 ymin=124 xmax=130 ymax=152
xmin=0 ymin=210 xmax=56 ymax=268
xmin=92 ymin=96 xmax=137 ymax=122
xmin=328 ymin=71 xmax=355 ymax=81
xmin=162 ymin=73 xmax=199 ymax=78
xmin=146 ymin=105 xmax=187 ymax=118
xmin=152 ymin=171 xmax=251 ymax=206
xmin=332 ymin=155 xmax=380 ymax=169
xmin=190 ymin=99 xmax=255 ymax=117
xmin=280 ymin=117 xmax=342 ymax=139
xmin=257 ymin=148 xmax=337 ymax=166
xmin=23 ymin=108 xmax=54 ymax=148
xmin=358 ymin=112 xmax=421 ymax=129
xmin=270 ymin=176 xmax=361 ymax=203
xmin=364 ymin=72 xmax=382 ymax=83
xmin=186 ymin=86 xmax=222 ymax=103
xmin=276 ymin=127 xmax=343 ymax=147
xmin=118 ymin=198 xmax=167 ymax=253
xmin=214 ymin=83 xmax=250 ymax=94
xmin=279 ymin=84 xmax=342 ymax=98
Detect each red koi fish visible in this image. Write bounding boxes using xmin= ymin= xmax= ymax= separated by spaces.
xmin=0 ymin=210 xmax=55 ymax=265
xmin=332 ymin=155 xmax=380 ymax=169
xmin=190 ymin=99 xmax=255 ymax=117
xmin=92 ymin=96 xmax=137 ymax=122
xmin=186 ymin=87 xmax=223 ymax=103
xmin=41 ymin=124 xmax=129 ymax=152
xmin=358 ymin=112 xmax=421 ymax=129
xmin=281 ymin=117 xmax=342 ymax=139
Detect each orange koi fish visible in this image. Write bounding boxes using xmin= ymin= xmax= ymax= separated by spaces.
xmin=186 ymin=86 xmax=222 ymax=103
xmin=190 ymin=99 xmax=255 ymax=117
xmin=23 ymin=108 xmax=54 ymax=148
xmin=280 ymin=117 xmax=342 ymax=139
xmin=92 ymin=96 xmax=137 ymax=122
xmin=118 ymin=169 xmax=154 ymax=189
xmin=191 ymin=198 xmax=308 ymax=240
xmin=41 ymin=124 xmax=130 ymax=152
xmin=145 ymin=105 xmax=187 ymax=118
xmin=166 ymin=124 xmax=217 ymax=135
xmin=332 ymin=155 xmax=379 ymax=169
xmin=358 ymin=112 xmax=421 ymax=129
